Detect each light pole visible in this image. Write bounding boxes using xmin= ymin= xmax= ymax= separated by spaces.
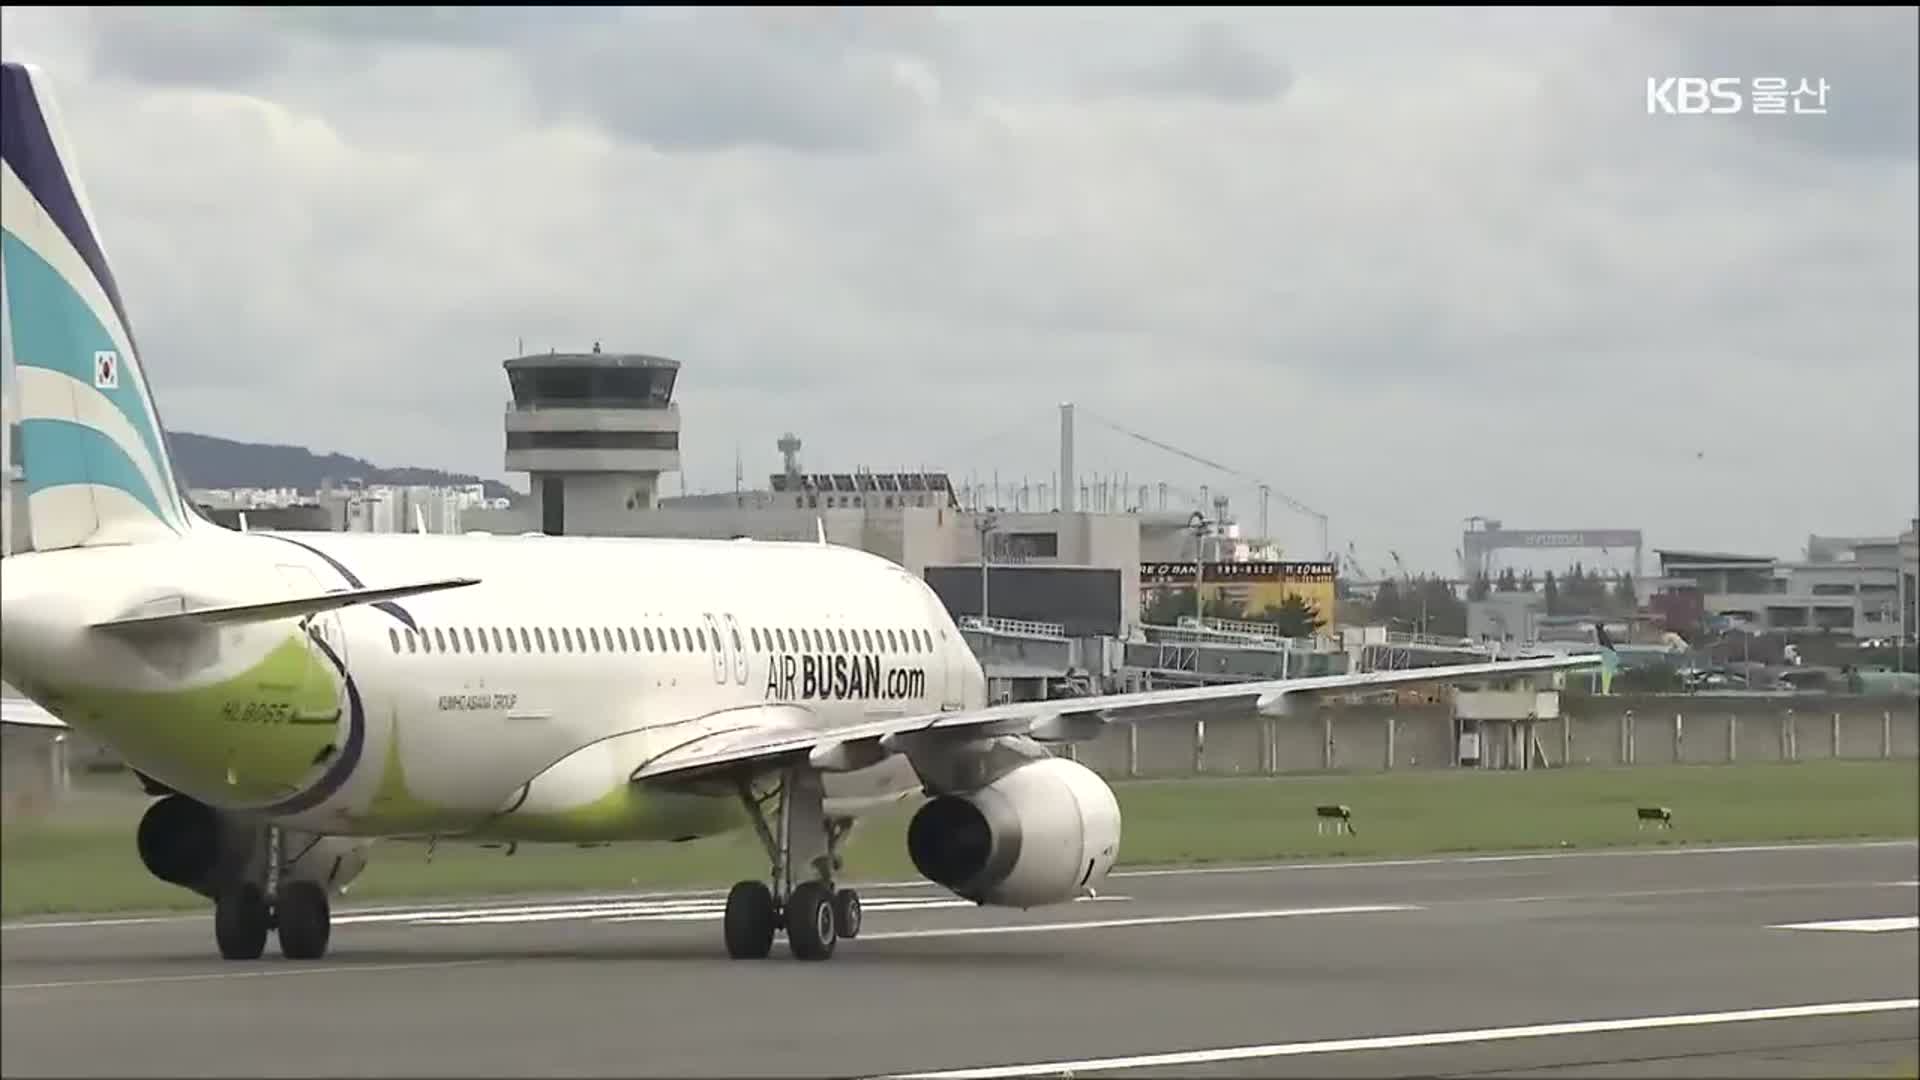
xmin=977 ymin=513 xmax=997 ymax=625
xmin=1188 ymin=511 xmax=1211 ymax=627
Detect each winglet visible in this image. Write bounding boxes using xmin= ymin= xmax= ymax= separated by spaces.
xmin=90 ymin=577 xmax=479 ymax=632
xmin=816 ymin=517 xmax=827 ymax=544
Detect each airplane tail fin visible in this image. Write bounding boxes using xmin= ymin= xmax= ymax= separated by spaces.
xmin=2 ymin=62 xmax=198 ymax=551
xmin=1594 ymin=623 xmax=1620 ymax=694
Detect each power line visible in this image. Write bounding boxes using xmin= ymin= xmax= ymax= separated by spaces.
xmin=1075 ymin=406 xmax=1330 ymax=556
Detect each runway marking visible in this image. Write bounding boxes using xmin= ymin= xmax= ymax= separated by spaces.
xmin=858 ymin=904 xmax=1420 ymax=942
xmin=438 ymin=896 xmax=976 ymax=927
xmin=3 ymin=839 xmax=1909 ymax=933
xmin=1 ymin=959 xmax=494 ymax=992
xmin=865 ymin=997 xmax=1920 ymax=1079
xmin=1771 ymin=916 xmax=1919 ymax=933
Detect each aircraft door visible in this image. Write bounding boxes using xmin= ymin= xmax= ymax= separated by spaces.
xmin=723 ymin=614 xmax=750 ymax=686
xmin=701 ymin=613 xmax=727 ymax=685
xmin=920 ymin=588 xmax=965 ymax=711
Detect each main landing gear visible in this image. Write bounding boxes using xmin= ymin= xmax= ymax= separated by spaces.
xmin=212 ymin=826 xmax=333 ymax=961
xmin=724 ymin=769 xmax=861 ymax=961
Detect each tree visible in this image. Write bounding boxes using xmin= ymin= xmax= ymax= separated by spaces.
xmin=1543 ymin=569 xmax=1560 ymax=615
xmin=1371 ymin=579 xmax=1403 ymax=625
xmin=1468 ymin=572 xmax=1491 ymax=601
xmin=1204 ymin=590 xmax=1247 ymax=621
xmin=1251 ymin=594 xmax=1324 ymax=638
xmin=1141 ymin=587 xmax=1194 ymax=627
xmin=1497 ymin=567 xmax=1519 ymax=593
xmin=1614 ymin=572 xmax=1637 ymax=612
xmin=1415 ymin=575 xmax=1468 ymax=637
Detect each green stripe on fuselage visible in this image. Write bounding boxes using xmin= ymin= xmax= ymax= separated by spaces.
xmin=468 ymin=783 xmax=748 ymax=844
xmin=59 ymin=636 xmax=341 ymax=804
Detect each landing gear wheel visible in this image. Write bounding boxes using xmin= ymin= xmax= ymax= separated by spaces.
xmin=214 ymin=883 xmax=269 ymax=960
xmin=833 ymin=888 xmax=862 ymax=940
xmin=786 ymin=881 xmax=838 ymax=962
xmin=724 ymin=880 xmax=777 ymax=960
xmin=276 ymin=881 xmax=332 ymax=960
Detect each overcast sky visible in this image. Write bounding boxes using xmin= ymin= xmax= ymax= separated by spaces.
xmin=2 ymin=6 xmax=1914 ymax=574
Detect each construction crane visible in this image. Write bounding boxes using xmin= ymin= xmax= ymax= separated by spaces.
xmin=1078 ymin=407 xmax=1331 ymax=558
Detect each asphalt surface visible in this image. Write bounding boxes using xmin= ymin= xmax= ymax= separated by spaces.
xmin=3 ymin=840 xmax=1916 ymax=1078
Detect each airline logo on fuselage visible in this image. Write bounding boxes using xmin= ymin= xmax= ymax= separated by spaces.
xmin=765 ymin=654 xmax=927 ymax=702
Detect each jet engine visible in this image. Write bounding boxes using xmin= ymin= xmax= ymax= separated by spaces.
xmin=135 ymin=794 xmax=368 ymax=899
xmin=906 ymin=756 xmax=1121 ymax=908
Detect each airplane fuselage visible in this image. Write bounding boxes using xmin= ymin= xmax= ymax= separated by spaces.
xmin=0 ymin=527 xmax=981 ymax=843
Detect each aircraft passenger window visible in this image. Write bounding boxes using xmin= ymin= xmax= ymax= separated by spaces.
xmin=457 ymin=628 xmax=472 ymax=653
xmin=504 ymin=628 xmax=517 ymax=654
xmin=750 ymin=628 xmax=762 ymax=651
xmin=730 ymin=625 xmax=743 ymax=652
xmin=615 ymin=628 xmax=627 ymax=651
xmin=696 ymin=628 xmax=708 ymax=651
xmin=644 ymin=627 xmax=656 ymax=651
xmin=405 ymin=630 xmax=418 ymax=654
xmin=859 ymin=629 xmax=872 ymax=651
xmin=388 ymin=629 xmax=400 ymax=653
xmin=589 ymin=628 xmax=601 ymax=652
xmin=557 ymin=628 xmax=570 ymax=653
xmin=490 ymin=628 xmax=503 ymax=652
xmin=451 ymin=630 xmax=464 ymax=654
xmin=518 ymin=628 xmax=530 ymax=653
xmin=476 ymin=630 xmax=488 ymax=654
xmin=433 ymin=628 xmax=446 ymax=652
xmin=668 ymin=628 xmax=681 ymax=651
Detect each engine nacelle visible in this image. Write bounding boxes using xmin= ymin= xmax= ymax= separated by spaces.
xmin=135 ymin=794 xmax=369 ymax=899
xmin=906 ymin=757 xmax=1121 ymax=908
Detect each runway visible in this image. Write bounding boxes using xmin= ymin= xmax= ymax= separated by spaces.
xmin=4 ymin=840 xmax=1916 ymax=1078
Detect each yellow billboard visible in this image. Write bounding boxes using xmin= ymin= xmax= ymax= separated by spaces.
xmin=1140 ymin=561 xmax=1338 ymax=629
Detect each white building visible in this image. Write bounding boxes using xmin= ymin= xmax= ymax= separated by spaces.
xmin=1657 ymin=535 xmax=1909 ymax=639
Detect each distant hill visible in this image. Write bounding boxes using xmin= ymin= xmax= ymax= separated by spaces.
xmin=169 ymin=432 xmax=520 ymax=504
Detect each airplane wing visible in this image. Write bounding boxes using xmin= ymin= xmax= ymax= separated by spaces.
xmin=633 ymin=652 xmax=1601 ymax=784
xmin=1 ymin=696 xmax=66 ymax=730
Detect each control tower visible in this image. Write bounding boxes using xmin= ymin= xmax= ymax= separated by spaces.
xmin=503 ymin=345 xmax=682 ymax=535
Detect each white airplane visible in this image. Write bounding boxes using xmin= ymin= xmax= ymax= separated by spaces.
xmin=0 ymin=61 xmax=1604 ymax=964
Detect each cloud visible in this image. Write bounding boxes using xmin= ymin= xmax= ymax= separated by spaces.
xmin=1090 ymin=20 xmax=1294 ymax=104
xmin=1 ymin=7 xmax=1912 ymax=571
